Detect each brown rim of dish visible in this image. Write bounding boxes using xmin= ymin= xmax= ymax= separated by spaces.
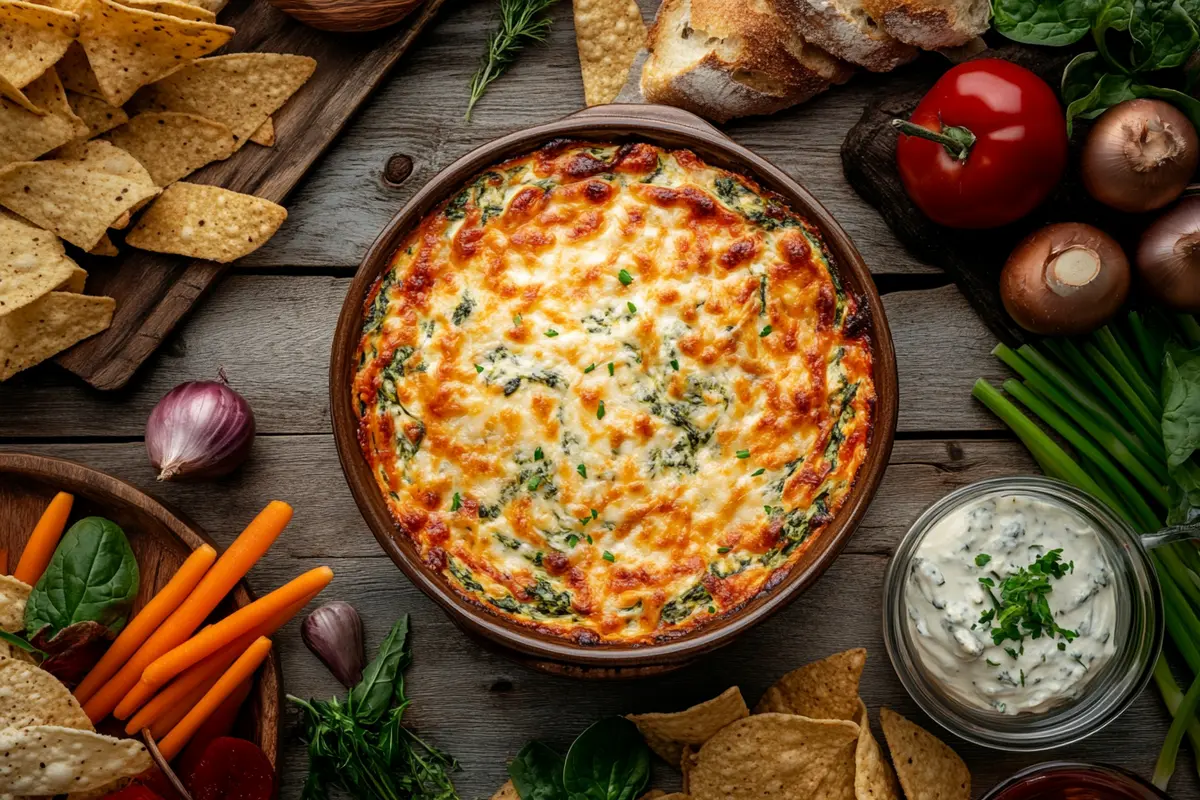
xmin=330 ymin=104 xmax=899 ymax=671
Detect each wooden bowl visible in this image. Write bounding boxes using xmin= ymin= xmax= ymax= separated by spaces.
xmin=263 ymin=0 xmax=423 ymax=32
xmin=330 ymin=104 xmax=900 ymax=677
xmin=0 ymin=452 xmax=281 ymax=767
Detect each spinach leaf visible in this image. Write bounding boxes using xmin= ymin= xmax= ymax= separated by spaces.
xmin=1134 ymin=83 xmax=1200 ymax=128
xmin=993 ymin=0 xmax=1094 ymax=45
xmin=23 ymin=517 xmax=138 ymax=640
xmin=348 ymin=615 xmax=411 ymax=725
xmin=509 ymin=741 xmax=567 ymax=800
xmin=1062 ymin=55 xmax=1138 ymax=132
xmin=1162 ymin=344 xmax=1200 ymax=524
xmin=1130 ymin=0 xmax=1199 ymax=70
xmin=562 ymin=717 xmax=650 ymax=800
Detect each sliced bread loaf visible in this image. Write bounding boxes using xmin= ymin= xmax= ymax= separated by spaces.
xmin=770 ymin=0 xmax=918 ymax=72
xmin=859 ymin=0 xmax=990 ymax=49
xmin=641 ymin=0 xmax=853 ymax=123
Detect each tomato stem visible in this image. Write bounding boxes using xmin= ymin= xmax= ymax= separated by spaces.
xmin=891 ymin=118 xmax=976 ymax=161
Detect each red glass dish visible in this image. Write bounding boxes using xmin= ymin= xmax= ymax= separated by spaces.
xmin=983 ymin=762 xmax=1172 ymax=800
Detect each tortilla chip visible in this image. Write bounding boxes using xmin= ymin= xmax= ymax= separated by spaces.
xmin=572 ymin=0 xmax=645 ymax=105
xmin=66 ymin=89 xmax=127 ymax=137
xmin=0 ymin=0 xmax=79 ymax=93
xmin=56 ymin=41 xmax=102 ymax=98
xmin=0 ymin=142 xmax=158 ymax=249
xmin=106 ymin=110 xmax=234 ymax=186
xmin=125 ymin=181 xmax=286 ymax=262
xmin=656 ymin=796 xmax=689 ymax=800
xmin=0 ymin=660 xmax=94 ymax=730
xmin=179 ymin=0 xmax=224 ymax=12
xmin=57 ymin=265 xmax=87 ymax=292
xmin=0 ymin=291 xmax=114 ymax=380
xmin=116 ymin=0 xmax=214 ymax=19
xmin=0 ymin=69 xmax=87 ymax=166
xmin=681 ymin=745 xmax=698 ymax=794
xmin=688 ymin=713 xmax=859 ymax=800
xmin=0 ymin=574 xmax=32 ymax=631
xmin=629 ymin=687 xmax=749 ymax=765
xmin=854 ymin=702 xmax=899 ymax=800
xmin=88 ymin=232 xmax=116 ymax=255
xmin=755 ymin=649 xmax=867 ymax=722
xmin=248 ymin=115 xmax=273 ymax=146
xmin=0 ymin=211 xmax=80 ymax=315
xmin=146 ymin=52 xmax=315 ymax=147
xmin=878 ymin=709 xmax=969 ymax=800
xmin=0 ymin=725 xmax=150 ymax=794
xmin=491 ymin=781 xmax=519 ymax=800
xmin=0 ymin=638 xmax=11 ymax=659
xmin=75 ymin=0 xmax=233 ymax=106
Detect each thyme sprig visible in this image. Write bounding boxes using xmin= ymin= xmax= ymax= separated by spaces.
xmin=466 ymin=0 xmax=559 ymax=120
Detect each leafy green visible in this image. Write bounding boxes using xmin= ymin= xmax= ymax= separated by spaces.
xmin=1130 ymin=0 xmax=1199 ymax=70
xmin=992 ymin=0 xmax=1094 ymax=44
xmin=24 ymin=517 xmax=138 ymax=640
xmin=563 ymin=718 xmax=651 ymax=800
xmin=978 ymin=550 xmax=1078 ymax=649
xmin=509 ymin=742 xmax=566 ymax=800
xmin=466 ymin=0 xmax=559 ymax=120
xmin=1162 ymin=344 xmax=1200 ymax=524
xmin=290 ymin=615 xmax=459 ymax=800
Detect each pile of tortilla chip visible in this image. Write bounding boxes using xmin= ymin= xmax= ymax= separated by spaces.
xmin=0 ymin=577 xmax=152 ymax=796
xmin=0 ymin=0 xmax=316 ymax=380
xmin=584 ymin=649 xmax=967 ymax=800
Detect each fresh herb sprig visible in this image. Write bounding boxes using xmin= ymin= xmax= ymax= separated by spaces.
xmin=977 ymin=549 xmax=1078 ymax=652
xmin=290 ymin=616 xmax=460 ymax=800
xmin=466 ymin=0 xmax=559 ymax=120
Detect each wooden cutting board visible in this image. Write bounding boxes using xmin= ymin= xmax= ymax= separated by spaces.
xmin=56 ymin=0 xmax=447 ymax=390
xmin=840 ymin=43 xmax=1155 ymax=347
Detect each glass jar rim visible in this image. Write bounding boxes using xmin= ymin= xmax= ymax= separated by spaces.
xmin=882 ymin=476 xmax=1163 ymax=751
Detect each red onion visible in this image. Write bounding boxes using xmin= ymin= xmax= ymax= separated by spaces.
xmin=145 ymin=372 xmax=255 ymax=481
xmin=1137 ymin=196 xmax=1200 ymax=311
xmin=302 ymin=601 xmax=365 ymax=687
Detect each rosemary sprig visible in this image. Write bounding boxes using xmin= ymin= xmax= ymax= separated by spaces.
xmin=466 ymin=0 xmax=559 ymax=120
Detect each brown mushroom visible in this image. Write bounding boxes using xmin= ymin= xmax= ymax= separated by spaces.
xmin=1000 ymin=222 xmax=1131 ymax=335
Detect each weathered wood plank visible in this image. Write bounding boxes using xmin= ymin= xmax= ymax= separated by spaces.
xmin=0 ymin=280 xmax=1004 ymax=437
xmin=238 ymin=0 xmax=941 ymax=275
xmin=0 ymin=436 xmax=1188 ymax=798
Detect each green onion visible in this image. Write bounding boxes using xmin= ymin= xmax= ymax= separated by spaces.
xmin=1156 ymin=669 xmax=1200 ymax=789
xmin=618 ymin=269 xmax=633 ymax=286
xmin=751 ymin=468 xmax=765 ymax=476
xmin=760 ymin=325 xmax=772 ymax=337
xmin=670 ymin=359 xmax=679 ymax=371
xmin=534 ymin=447 xmax=543 ymax=461
xmin=584 ymin=363 xmax=596 ymax=373
xmin=527 ymin=476 xmax=541 ymax=491
xmin=736 ymin=449 xmax=750 ymax=459
xmin=450 ymin=492 xmax=461 ymax=512
xmin=596 ymin=401 xmax=605 ymax=419
xmin=577 ymin=463 xmax=587 ymax=478
xmin=475 ymin=364 xmax=484 ymax=374
xmin=602 ymin=551 xmax=615 ymax=562
xmin=608 ymin=362 xmax=615 ymax=376
xmin=627 ymin=301 xmax=637 ymax=313
xmin=545 ymin=329 xmax=559 ymax=337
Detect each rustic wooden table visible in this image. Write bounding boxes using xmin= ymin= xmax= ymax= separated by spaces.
xmin=1 ymin=1 xmax=1191 ymax=796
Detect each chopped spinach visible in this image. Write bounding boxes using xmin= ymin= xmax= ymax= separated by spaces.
xmin=660 ymin=582 xmax=712 ymax=625
xmin=447 ymin=558 xmax=484 ymax=593
xmin=451 ymin=291 xmax=475 ymax=325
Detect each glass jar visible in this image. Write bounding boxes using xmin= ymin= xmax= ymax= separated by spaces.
xmin=982 ymin=761 xmax=1171 ymax=799
xmin=882 ymin=477 xmax=1163 ymax=750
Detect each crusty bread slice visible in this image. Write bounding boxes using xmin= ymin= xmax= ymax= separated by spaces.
xmin=641 ymin=0 xmax=853 ymax=123
xmin=770 ymin=0 xmax=917 ymax=72
xmin=859 ymin=0 xmax=990 ymax=49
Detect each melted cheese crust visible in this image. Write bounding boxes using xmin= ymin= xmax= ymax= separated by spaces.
xmin=353 ymin=141 xmax=875 ymax=645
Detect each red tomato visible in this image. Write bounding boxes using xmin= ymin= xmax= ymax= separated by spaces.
xmin=104 ymin=786 xmax=164 ymax=800
xmin=187 ymin=738 xmax=275 ymax=800
xmin=895 ymin=58 xmax=1068 ymax=229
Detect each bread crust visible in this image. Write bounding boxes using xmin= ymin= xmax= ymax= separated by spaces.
xmin=771 ymin=0 xmax=918 ymax=72
xmin=859 ymin=0 xmax=989 ymax=49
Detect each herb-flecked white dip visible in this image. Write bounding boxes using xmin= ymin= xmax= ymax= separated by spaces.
xmin=904 ymin=492 xmax=1118 ymax=715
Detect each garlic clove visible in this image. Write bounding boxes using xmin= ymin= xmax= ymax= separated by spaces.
xmin=301 ymin=601 xmax=366 ymax=688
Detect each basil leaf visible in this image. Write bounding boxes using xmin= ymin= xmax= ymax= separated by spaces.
xmin=562 ymin=717 xmax=650 ymax=800
xmin=1130 ymin=0 xmax=1199 ymax=70
xmin=24 ymin=517 xmax=138 ymax=640
xmin=509 ymin=741 xmax=567 ymax=800
xmin=993 ymin=0 xmax=1095 ymax=45
xmin=348 ymin=614 xmax=410 ymax=725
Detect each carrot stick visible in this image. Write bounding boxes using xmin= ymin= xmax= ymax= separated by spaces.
xmin=14 ymin=492 xmax=73 ymax=584
xmin=142 ymin=566 xmax=331 ymax=690
xmin=158 ymin=636 xmax=273 ymax=761
xmin=76 ymin=545 xmax=217 ymax=705
xmin=122 ymin=587 xmax=316 ymax=729
xmin=149 ymin=673 xmax=218 ymax=740
xmin=84 ymin=501 xmax=292 ymax=723
xmin=174 ymin=676 xmax=253 ymax=780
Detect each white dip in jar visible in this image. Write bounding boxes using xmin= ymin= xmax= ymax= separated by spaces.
xmin=904 ymin=492 xmax=1118 ymax=715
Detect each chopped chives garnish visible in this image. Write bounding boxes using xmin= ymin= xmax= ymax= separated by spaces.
xmin=513 ymin=313 xmax=522 ymax=326
xmin=760 ymin=325 xmax=772 ymax=337
xmin=618 ymin=269 xmax=633 ymax=285
xmin=545 ymin=329 xmax=559 ymax=337
xmin=567 ymin=534 xmax=579 ymax=548
xmin=584 ymin=363 xmax=597 ymax=373
xmin=590 ymin=509 xmax=598 ymax=519
xmin=670 ymin=359 xmax=679 ymax=371
xmin=450 ymin=492 xmax=461 ymax=512
xmin=751 ymin=468 xmax=765 ymax=476
xmin=627 ymin=301 xmax=637 ymax=313
xmin=607 ymin=362 xmax=615 ymax=376
xmin=603 ymin=551 xmax=615 ymax=562
xmin=474 ymin=364 xmax=484 ymax=374
xmin=708 ymin=605 xmax=716 ymax=613
xmin=736 ymin=449 xmax=750 ymax=459
xmin=975 ymin=553 xmax=992 ymax=567
xmin=577 ymin=463 xmax=587 ymax=478
xmin=597 ymin=401 xmax=606 ymax=419
xmin=534 ymin=447 xmax=543 ymax=461
xmin=587 ymin=534 xmax=594 ymax=544
xmin=717 ymin=546 xmax=730 ymax=554
xmin=527 ymin=476 xmax=541 ymax=490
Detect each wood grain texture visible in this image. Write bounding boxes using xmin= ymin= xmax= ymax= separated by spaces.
xmin=0 ymin=279 xmax=1004 ymax=437
xmin=236 ymin=0 xmax=944 ymax=275
xmin=0 ymin=438 xmax=1192 ymax=799
xmin=53 ymin=0 xmax=449 ymax=391
xmin=0 ymin=452 xmax=281 ymax=770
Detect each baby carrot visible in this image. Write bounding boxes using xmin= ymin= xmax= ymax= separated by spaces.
xmin=84 ymin=501 xmax=292 ymax=723
xmin=76 ymin=545 xmax=217 ymax=705
xmin=174 ymin=676 xmax=254 ymax=778
xmin=142 ymin=566 xmax=332 ymax=689
xmin=150 ymin=673 xmax=218 ymax=740
xmin=116 ymin=587 xmax=320 ymax=721
xmin=124 ymin=633 xmax=249 ymax=735
xmin=14 ymin=492 xmax=73 ymax=584
xmin=158 ymin=636 xmax=273 ymax=761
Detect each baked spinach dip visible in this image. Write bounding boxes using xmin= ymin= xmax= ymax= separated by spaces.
xmin=905 ymin=492 xmax=1117 ymax=715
